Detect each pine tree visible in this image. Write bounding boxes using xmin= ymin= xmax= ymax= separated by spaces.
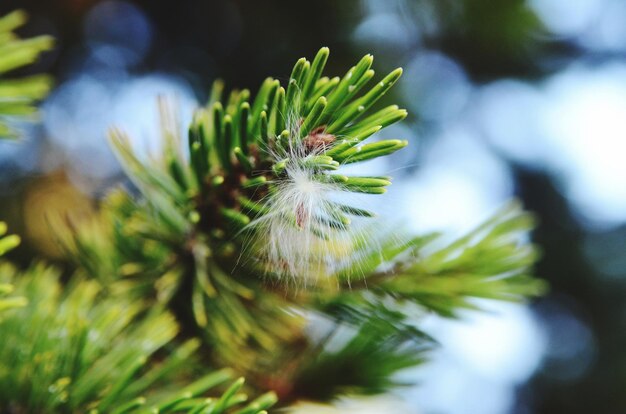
xmin=0 ymin=11 xmax=546 ymax=413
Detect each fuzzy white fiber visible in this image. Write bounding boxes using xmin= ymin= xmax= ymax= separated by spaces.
xmin=246 ymin=114 xmax=367 ymax=283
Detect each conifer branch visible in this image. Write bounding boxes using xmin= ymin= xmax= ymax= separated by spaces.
xmin=0 ymin=222 xmax=25 ymax=313
xmin=54 ymin=48 xmax=546 ymax=404
xmin=318 ymin=202 xmax=545 ymax=320
xmin=0 ymin=10 xmax=53 ymax=138
xmin=0 ymin=261 xmax=277 ymax=413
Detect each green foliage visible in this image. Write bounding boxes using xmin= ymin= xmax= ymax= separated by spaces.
xmin=0 ymin=4 xmax=547 ymax=410
xmin=0 ymin=261 xmax=277 ymax=413
xmin=109 ymin=47 xmax=407 ymax=247
xmin=55 ymin=188 xmax=305 ymax=377
xmin=0 ymin=221 xmax=26 ymax=313
xmin=322 ymin=201 xmax=547 ymax=319
xmin=54 ymin=48 xmax=546 ymax=405
xmin=0 ymin=10 xmax=53 ymax=138
xmin=290 ymin=316 xmax=432 ymax=401
xmin=85 ymin=49 xmax=413 ymax=383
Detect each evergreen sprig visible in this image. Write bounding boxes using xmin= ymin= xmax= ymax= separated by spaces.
xmin=109 ymin=47 xmax=407 ymax=251
xmin=318 ymin=202 xmax=546 ymax=321
xmin=0 ymin=261 xmax=277 ymax=413
xmin=55 ymin=187 xmax=305 ymax=382
xmin=57 ymin=49 xmax=546 ymax=405
xmin=100 ymin=48 xmax=412 ymax=380
xmin=0 ymin=10 xmax=53 ymax=138
xmin=288 ymin=312 xmax=433 ymax=401
xmin=0 ymin=222 xmax=26 ymax=313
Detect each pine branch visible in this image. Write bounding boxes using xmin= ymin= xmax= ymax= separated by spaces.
xmin=0 ymin=10 xmax=53 ymax=139
xmin=54 ymin=188 xmax=306 ymax=381
xmin=323 ymin=201 xmax=547 ymax=318
xmin=288 ymin=312 xmax=433 ymax=401
xmin=0 ymin=261 xmax=277 ymax=413
xmin=107 ymin=48 xmax=408 ymax=280
xmin=0 ymin=222 xmax=26 ymax=313
xmin=72 ymin=49 xmax=412 ymax=384
xmin=55 ymin=49 xmax=546 ymax=404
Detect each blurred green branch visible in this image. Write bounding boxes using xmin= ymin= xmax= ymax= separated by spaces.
xmin=0 ymin=10 xmax=53 ymax=138
xmin=0 ymin=259 xmax=276 ymax=413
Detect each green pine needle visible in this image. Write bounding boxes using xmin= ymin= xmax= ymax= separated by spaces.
xmin=0 ymin=10 xmax=53 ymax=139
xmin=0 ymin=262 xmax=276 ymax=414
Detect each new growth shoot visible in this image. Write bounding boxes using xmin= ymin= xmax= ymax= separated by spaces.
xmin=246 ymin=50 xmax=408 ymax=282
xmin=109 ymin=47 xmax=409 ymax=283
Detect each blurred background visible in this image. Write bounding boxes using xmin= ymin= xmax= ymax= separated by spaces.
xmin=1 ymin=0 xmax=625 ymax=413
